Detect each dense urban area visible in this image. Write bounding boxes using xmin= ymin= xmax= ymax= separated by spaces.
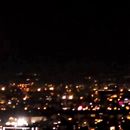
xmin=0 ymin=72 xmax=130 ymax=130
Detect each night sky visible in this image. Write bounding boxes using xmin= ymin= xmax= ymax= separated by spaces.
xmin=0 ymin=3 xmax=129 ymax=78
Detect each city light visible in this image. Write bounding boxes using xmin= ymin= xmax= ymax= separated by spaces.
xmin=77 ymin=106 xmax=83 ymax=111
xmin=110 ymin=126 xmax=115 ymax=130
xmin=62 ymin=95 xmax=66 ymax=100
xmin=49 ymin=87 xmax=54 ymax=91
xmin=1 ymin=87 xmax=5 ymax=91
xmin=80 ymin=96 xmax=84 ymax=100
xmin=68 ymin=95 xmax=73 ymax=100
xmin=68 ymin=117 xmax=72 ymax=121
xmin=37 ymin=88 xmax=41 ymax=92
xmin=0 ymin=74 xmax=130 ymax=130
xmin=17 ymin=118 xmax=28 ymax=126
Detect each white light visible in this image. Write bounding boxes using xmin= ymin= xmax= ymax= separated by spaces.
xmin=8 ymin=101 xmax=12 ymax=105
xmin=58 ymin=121 xmax=61 ymax=124
xmin=77 ymin=106 xmax=83 ymax=111
xmin=17 ymin=118 xmax=28 ymax=126
xmin=68 ymin=117 xmax=72 ymax=121
xmin=120 ymin=89 xmax=123 ymax=92
xmin=122 ymin=104 xmax=125 ymax=107
xmin=31 ymin=120 xmax=35 ymax=123
xmin=110 ymin=126 xmax=115 ymax=130
xmin=37 ymin=88 xmax=41 ymax=92
xmin=104 ymin=86 xmax=108 ymax=90
xmin=90 ymin=102 xmax=93 ymax=105
xmin=80 ymin=96 xmax=84 ymax=100
xmin=68 ymin=95 xmax=73 ymax=100
xmin=23 ymin=96 xmax=28 ymax=101
xmin=53 ymin=122 xmax=57 ymax=125
xmin=49 ymin=87 xmax=54 ymax=91
xmin=5 ymin=122 xmax=11 ymax=126
xmin=62 ymin=107 xmax=68 ymax=110
xmin=24 ymin=107 xmax=28 ymax=110
xmin=1 ymin=87 xmax=5 ymax=91
xmin=26 ymin=79 xmax=30 ymax=81
xmin=37 ymin=107 xmax=40 ymax=110
xmin=53 ymin=127 xmax=56 ymax=130
xmin=62 ymin=95 xmax=66 ymax=100
xmin=107 ymin=107 xmax=112 ymax=111
xmin=43 ymin=107 xmax=47 ymax=110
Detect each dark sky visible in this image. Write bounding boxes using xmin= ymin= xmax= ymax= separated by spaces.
xmin=0 ymin=3 xmax=129 ymax=75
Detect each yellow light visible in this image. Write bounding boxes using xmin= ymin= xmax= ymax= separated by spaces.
xmin=0 ymin=100 xmax=5 ymax=104
xmin=93 ymin=88 xmax=97 ymax=91
xmin=83 ymin=121 xmax=87 ymax=125
xmin=12 ymin=105 xmax=16 ymax=109
xmin=111 ymin=95 xmax=117 ymax=98
xmin=118 ymin=98 xmax=120 ymax=101
xmin=90 ymin=114 xmax=96 ymax=117
xmin=127 ymin=115 xmax=130 ymax=120
xmin=49 ymin=87 xmax=54 ymax=91
xmin=85 ymin=106 xmax=88 ymax=110
xmin=126 ymin=106 xmax=130 ymax=110
xmin=114 ymin=107 xmax=117 ymax=110
xmin=83 ymin=108 xmax=86 ymax=111
xmin=95 ymin=119 xmax=103 ymax=123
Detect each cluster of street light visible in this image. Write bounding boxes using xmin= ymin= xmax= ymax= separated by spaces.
xmin=0 ymin=74 xmax=130 ymax=129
